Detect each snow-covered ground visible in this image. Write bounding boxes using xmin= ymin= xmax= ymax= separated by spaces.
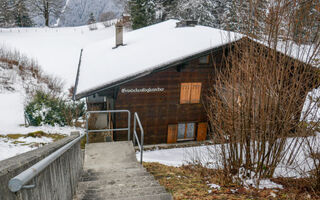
xmin=136 ymin=145 xmax=286 ymax=189
xmin=0 ymin=22 xmax=118 ymax=89
xmin=0 ymin=24 xmax=105 ymax=161
xmin=0 ymin=89 xmax=83 ymax=161
xmin=137 ymin=133 xmax=320 ymax=189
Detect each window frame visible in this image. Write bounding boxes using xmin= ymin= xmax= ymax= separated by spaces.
xmin=199 ymin=55 xmax=210 ymax=64
xmin=180 ymin=82 xmax=202 ymax=104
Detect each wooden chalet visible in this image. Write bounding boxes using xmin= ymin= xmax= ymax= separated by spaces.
xmin=73 ymin=20 xmax=317 ymax=144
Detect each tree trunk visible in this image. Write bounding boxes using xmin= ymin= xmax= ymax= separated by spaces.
xmin=44 ymin=2 xmax=49 ymax=26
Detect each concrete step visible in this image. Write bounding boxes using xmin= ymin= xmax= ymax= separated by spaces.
xmin=74 ymin=142 xmax=172 ymax=200
xmin=78 ymin=178 xmax=160 ymax=192
xmin=81 ymin=186 xmax=167 ymax=199
xmin=79 ymin=174 xmax=156 ymax=187
xmin=78 ymin=193 xmax=172 ymax=200
xmin=83 ymin=164 xmax=146 ymax=173
xmin=81 ymin=171 xmax=150 ymax=182
xmin=118 ymin=193 xmax=173 ymax=200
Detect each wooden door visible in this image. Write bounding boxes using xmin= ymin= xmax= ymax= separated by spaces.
xmin=167 ymin=124 xmax=178 ymax=144
xmin=197 ymin=122 xmax=208 ymax=141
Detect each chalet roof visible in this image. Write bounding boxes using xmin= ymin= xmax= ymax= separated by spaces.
xmin=74 ymin=20 xmax=318 ymax=100
xmin=74 ymin=20 xmax=242 ymax=99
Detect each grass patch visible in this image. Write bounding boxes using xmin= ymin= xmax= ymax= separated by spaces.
xmin=26 ymin=131 xmax=66 ymax=142
xmin=144 ymin=162 xmax=320 ymax=200
xmin=6 ymin=134 xmax=25 ymax=140
xmin=12 ymin=141 xmax=26 ymax=144
xmin=1 ymin=131 xmax=66 ymax=142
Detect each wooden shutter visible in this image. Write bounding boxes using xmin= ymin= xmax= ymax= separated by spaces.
xmin=167 ymin=124 xmax=178 ymax=144
xmin=180 ymin=83 xmax=191 ymax=104
xmin=190 ymin=83 xmax=202 ymax=103
xmin=197 ymin=122 xmax=208 ymax=141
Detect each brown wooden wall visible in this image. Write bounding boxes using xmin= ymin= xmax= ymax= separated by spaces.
xmin=113 ymin=53 xmax=220 ymax=144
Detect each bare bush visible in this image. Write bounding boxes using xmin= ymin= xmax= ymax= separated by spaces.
xmin=0 ymin=46 xmax=64 ymax=95
xmin=207 ymin=0 xmax=320 ymax=186
xmin=100 ymin=11 xmax=116 ymax=22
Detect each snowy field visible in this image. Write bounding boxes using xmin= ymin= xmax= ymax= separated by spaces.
xmin=0 ymin=22 xmax=117 ymax=88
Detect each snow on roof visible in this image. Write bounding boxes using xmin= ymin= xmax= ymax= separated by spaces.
xmin=75 ymin=20 xmax=242 ymax=98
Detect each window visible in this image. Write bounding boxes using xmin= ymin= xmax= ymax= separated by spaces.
xmin=178 ymin=122 xmax=195 ymax=140
xmin=199 ymin=55 xmax=209 ymax=64
xmin=167 ymin=122 xmax=207 ymax=144
xmin=180 ymin=83 xmax=202 ymax=104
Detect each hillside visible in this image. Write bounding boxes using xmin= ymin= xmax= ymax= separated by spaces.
xmin=0 ymin=49 xmax=82 ymax=161
xmin=0 ymin=23 xmax=117 ymax=89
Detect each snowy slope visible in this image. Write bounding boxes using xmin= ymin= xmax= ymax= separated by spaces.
xmin=0 ymin=23 xmax=117 ymax=89
xmin=0 ymin=57 xmax=83 ymax=135
xmin=0 ymin=57 xmax=82 ymax=161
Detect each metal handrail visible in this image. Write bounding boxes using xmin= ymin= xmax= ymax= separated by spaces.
xmin=133 ymin=112 xmax=144 ymax=164
xmin=85 ymin=110 xmax=131 ymax=144
xmin=8 ymin=133 xmax=85 ymax=192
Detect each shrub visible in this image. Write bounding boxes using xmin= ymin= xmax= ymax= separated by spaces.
xmin=207 ymin=0 xmax=320 ymax=187
xmin=25 ymin=90 xmax=85 ymax=126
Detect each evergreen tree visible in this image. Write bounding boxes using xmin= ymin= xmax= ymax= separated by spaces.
xmin=153 ymin=0 xmax=177 ymax=22
xmin=87 ymin=12 xmax=96 ymax=24
xmin=14 ymin=0 xmax=33 ymax=27
xmin=87 ymin=12 xmax=97 ymax=30
xmin=223 ymin=0 xmax=268 ymax=37
xmin=175 ymin=0 xmax=221 ymax=28
xmin=129 ymin=0 xmax=155 ymax=30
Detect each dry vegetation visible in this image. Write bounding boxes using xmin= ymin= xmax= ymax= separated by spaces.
xmin=145 ymin=162 xmax=320 ymax=200
xmin=204 ymin=0 xmax=320 ymax=188
xmin=0 ymin=46 xmax=63 ymax=95
xmin=0 ymin=131 xmax=66 ymax=147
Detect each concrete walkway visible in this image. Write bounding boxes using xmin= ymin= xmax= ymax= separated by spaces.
xmin=73 ymin=141 xmax=172 ymax=200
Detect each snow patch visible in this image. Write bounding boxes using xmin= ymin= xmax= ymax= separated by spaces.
xmin=208 ymin=183 xmax=221 ymax=190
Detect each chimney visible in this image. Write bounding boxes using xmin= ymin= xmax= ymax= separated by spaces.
xmin=176 ymin=20 xmax=198 ymax=28
xmin=115 ymin=21 xmax=124 ymax=47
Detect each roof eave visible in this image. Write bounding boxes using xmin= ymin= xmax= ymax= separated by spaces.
xmin=74 ymin=38 xmax=245 ymax=100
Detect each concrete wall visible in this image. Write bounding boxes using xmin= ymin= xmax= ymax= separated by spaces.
xmin=0 ymin=134 xmax=83 ymax=200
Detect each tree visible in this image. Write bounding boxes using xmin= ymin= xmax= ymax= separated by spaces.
xmin=292 ymin=0 xmax=320 ymax=44
xmin=99 ymin=11 xmax=116 ymax=22
xmin=129 ymin=0 xmax=155 ymax=30
xmin=14 ymin=0 xmax=33 ymax=27
xmin=27 ymin=0 xmax=65 ymax=26
xmin=207 ymin=0 xmax=320 ymax=187
xmin=222 ymin=0 xmax=268 ymax=37
xmin=87 ymin=13 xmax=97 ymax=30
xmin=175 ymin=0 xmax=222 ymax=28
xmin=0 ymin=0 xmax=15 ymax=27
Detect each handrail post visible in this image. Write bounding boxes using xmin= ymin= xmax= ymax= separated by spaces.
xmin=133 ymin=112 xmax=144 ymax=164
xmin=86 ymin=113 xmax=89 ymax=144
xmin=133 ymin=116 xmax=136 ymax=146
xmin=128 ymin=111 xmax=131 ymax=141
xmin=140 ymin=128 xmax=144 ymax=164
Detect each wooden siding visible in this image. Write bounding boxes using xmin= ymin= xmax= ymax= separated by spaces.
xmin=113 ymin=54 xmax=219 ymax=144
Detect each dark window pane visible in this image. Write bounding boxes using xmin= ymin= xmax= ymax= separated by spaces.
xmin=178 ymin=123 xmax=185 ymax=139
xmin=186 ymin=123 xmax=195 ymax=138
